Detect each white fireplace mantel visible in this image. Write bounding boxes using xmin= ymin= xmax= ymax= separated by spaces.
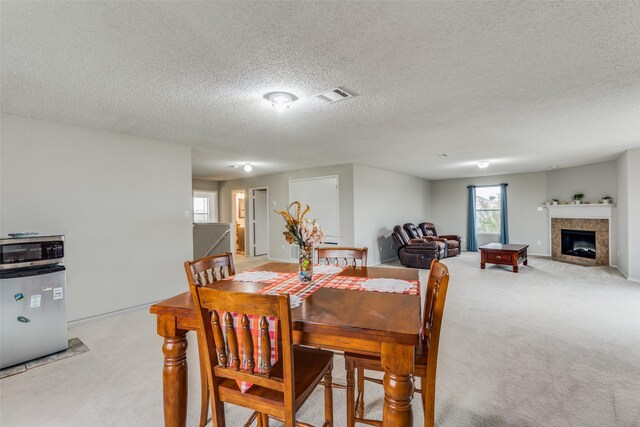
xmin=541 ymin=203 xmax=614 ymax=219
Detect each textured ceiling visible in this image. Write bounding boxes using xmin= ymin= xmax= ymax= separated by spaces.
xmin=2 ymin=1 xmax=640 ymax=180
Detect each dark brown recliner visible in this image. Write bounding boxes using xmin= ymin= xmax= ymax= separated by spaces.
xmin=419 ymin=222 xmax=462 ymax=257
xmin=392 ymin=225 xmax=445 ymax=269
xmin=403 ymin=223 xmax=453 ymax=258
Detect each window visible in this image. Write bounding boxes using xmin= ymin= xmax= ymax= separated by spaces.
xmin=193 ymin=191 xmax=218 ymax=223
xmin=475 ymin=186 xmax=501 ymax=233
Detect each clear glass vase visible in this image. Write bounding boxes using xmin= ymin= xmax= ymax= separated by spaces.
xmin=298 ymin=245 xmax=313 ymax=282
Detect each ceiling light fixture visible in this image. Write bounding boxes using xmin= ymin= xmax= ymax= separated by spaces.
xmin=477 ymin=160 xmax=491 ymax=169
xmin=244 ymin=163 xmax=253 ymax=172
xmin=264 ymin=92 xmax=298 ymax=112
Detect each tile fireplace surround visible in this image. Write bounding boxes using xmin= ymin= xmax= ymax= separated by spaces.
xmin=551 ymin=218 xmax=609 ymax=266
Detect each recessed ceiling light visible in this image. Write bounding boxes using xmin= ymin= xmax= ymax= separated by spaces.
xmin=264 ymin=92 xmax=298 ymax=112
xmin=549 ymin=165 xmax=560 ymax=169
xmin=477 ymin=160 xmax=490 ymax=169
xmin=244 ymin=163 xmax=253 ymax=172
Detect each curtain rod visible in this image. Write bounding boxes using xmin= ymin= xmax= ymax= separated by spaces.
xmin=467 ymin=183 xmax=508 ymax=188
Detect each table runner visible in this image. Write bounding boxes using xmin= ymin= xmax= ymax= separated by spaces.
xmin=257 ymin=272 xmax=420 ymax=296
xmin=220 ymin=266 xmax=420 ymax=392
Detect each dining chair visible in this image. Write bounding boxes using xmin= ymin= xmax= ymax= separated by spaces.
xmin=316 ymin=247 xmax=368 ymax=267
xmin=343 ymin=259 xmax=449 ymax=427
xmin=189 ymin=284 xmax=335 ymax=427
xmin=184 ymin=252 xmax=236 ymax=427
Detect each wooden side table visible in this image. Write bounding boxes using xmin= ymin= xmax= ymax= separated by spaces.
xmin=480 ymin=243 xmax=529 ymax=273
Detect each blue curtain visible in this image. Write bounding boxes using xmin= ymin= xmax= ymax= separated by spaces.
xmin=467 ymin=186 xmax=477 ymax=251
xmin=499 ymin=183 xmax=509 ymax=244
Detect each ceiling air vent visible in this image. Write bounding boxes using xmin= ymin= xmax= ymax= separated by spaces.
xmin=315 ymin=87 xmax=356 ymax=103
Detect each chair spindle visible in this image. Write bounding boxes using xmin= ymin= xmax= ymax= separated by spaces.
xmin=211 ymin=311 xmax=228 ymax=367
xmin=225 ymin=312 xmax=240 ymax=370
xmin=260 ymin=316 xmax=272 ymax=376
xmin=241 ymin=314 xmax=255 ymax=374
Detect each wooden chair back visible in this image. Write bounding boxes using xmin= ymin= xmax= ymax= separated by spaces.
xmin=189 ymin=283 xmax=296 ymax=423
xmin=185 ymin=252 xmax=236 ymax=286
xmin=419 ymin=259 xmax=449 ymax=427
xmin=316 ymin=247 xmax=368 ymax=267
xmin=422 ymin=259 xmax=450 ymax=359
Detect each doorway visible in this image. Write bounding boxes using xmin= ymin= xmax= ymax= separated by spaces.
xmin=250 ymin=187 xmax=269 ymax=257
xmin=231 ymin=189 xmax=246 ymax=255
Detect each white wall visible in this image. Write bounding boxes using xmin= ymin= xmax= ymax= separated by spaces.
xmin=0 ymin=114 xmax=193 ymax=322
xmin=218 ymin=164 xmax=354 ymax=261
xmin=617 ymin=149 xmax=640 ymax=281
xmin=192 ymin=179 xmax=219 ymax=192
xmin=431 ymin=172 xmax=550 ymax=254
xmin=547 ymin=160 xmax=617 ymax=203
xmin=627 ymin=149 xmax=640 ymax=281
xmin=616 ymin=152 xmax=629 ymax=277
xmin=353 ymin=164 xmax=431 ymax=264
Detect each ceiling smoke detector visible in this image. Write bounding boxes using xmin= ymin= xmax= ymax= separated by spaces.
xmin=315 ymin=87 xmax=356 ymax=103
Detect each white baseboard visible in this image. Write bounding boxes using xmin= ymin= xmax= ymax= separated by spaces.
xmin=67 ymin=300 xmax=162 ymax=327
xmin=613 ymin=265 xmax=640 ymax=283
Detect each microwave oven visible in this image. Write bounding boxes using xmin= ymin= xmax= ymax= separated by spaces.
xmin=0 ymin=235 xmax=64 ymax=270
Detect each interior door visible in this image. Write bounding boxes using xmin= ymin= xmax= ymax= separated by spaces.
xmin=252 ymin=189 xmax=268 ymax=256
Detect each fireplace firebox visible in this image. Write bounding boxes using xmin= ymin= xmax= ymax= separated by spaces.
xmin=561 ymin=229 xmax=596 ymax=259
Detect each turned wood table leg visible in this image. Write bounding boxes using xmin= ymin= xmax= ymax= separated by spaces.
xmin=381 ymin=342 xmax=414 ymax=427
xmin=346 ymin=358 xmax=356 ymax=427
xmin=158 ymin=316 xmax=189 ymax=427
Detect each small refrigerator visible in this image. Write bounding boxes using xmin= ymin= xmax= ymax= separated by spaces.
xmin=0 ymin=264 xmax=68 ymax=369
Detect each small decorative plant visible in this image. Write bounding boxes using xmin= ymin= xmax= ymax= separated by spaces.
xmin=572 ymin=193 xmax=584 ymax=204
xmin=601 ymin=196 xmax=613 ymax=204
xmin=551 ymin=198 xmax=559 ymax=205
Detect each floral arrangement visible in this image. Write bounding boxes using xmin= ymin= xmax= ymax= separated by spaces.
xmin=275 ymin=201 xmax=325 ymax=248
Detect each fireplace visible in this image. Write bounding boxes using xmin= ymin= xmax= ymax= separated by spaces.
xmin=550 ymin=218 xmax=609 ymax=266
xmin=561 ymin=229 xmax=596 ymax=259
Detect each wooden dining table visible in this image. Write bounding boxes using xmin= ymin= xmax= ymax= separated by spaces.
xmin=150 ymin=262 xmax=422 ymax=427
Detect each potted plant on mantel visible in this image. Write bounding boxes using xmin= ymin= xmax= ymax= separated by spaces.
xmin=572 ymin=193 xmax=585 ymax=205
xmin=601 ymin=196 xmax=613 ymax=205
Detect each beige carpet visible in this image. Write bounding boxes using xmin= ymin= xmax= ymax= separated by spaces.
xmin=1 ymin=253 xmax=639 ymax=426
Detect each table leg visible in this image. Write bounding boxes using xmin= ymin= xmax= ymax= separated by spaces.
xmin=381 ymin=342 xmax=414 ymax=427
xmin=480 ymin=250 xmax=486 ymax=269
xmin=158 ymin=316 xmax=189 ymax=427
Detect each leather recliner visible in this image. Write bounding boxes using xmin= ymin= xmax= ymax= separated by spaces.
xmin=392 ymin=225 xmax=445 ymax=269
xmin=403 ymin=223 xmax=452 ymax=258
xmin=419 ymin=222 xmax=462 ymax=257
